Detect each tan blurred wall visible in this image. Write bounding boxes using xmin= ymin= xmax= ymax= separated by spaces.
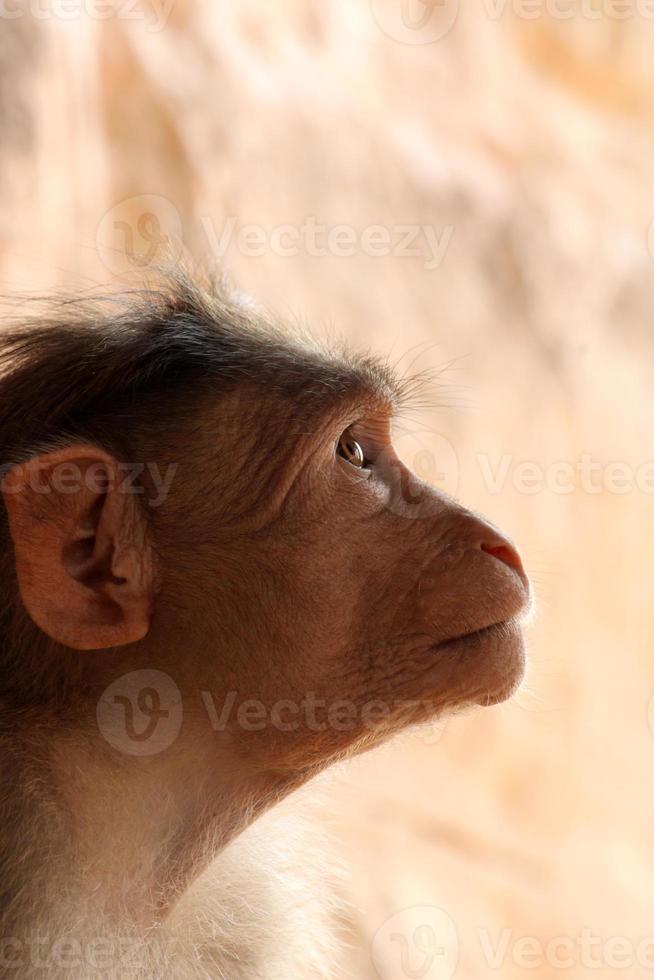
xmin=1 ymin=2 xmax=654 ymax=977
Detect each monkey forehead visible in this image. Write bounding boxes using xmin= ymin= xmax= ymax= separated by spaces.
xmin=184 ymin=281 xmax=402 ymax=415
xmin=263 ymin=347 xmax=400 ymax=418
xmin=0 ymin=274 xmax=403 ymax=461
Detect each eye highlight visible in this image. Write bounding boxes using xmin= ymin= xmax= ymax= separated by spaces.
xmin=336 ymin=430 xmax=367 ymax=469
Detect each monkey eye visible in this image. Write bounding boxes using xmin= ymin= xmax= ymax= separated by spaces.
xmin=336 ymin=430 xmax=368 ymax=469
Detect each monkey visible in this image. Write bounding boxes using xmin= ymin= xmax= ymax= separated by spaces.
xmin=0 ymin=274 xmax=530 ymax=979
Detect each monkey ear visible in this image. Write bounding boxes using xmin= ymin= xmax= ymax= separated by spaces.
xmin=1 ymin=445 xmax=156 ymax=650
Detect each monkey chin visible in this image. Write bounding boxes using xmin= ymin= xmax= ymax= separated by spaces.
xmin=442 ymin=618 xmax=527 ymax=708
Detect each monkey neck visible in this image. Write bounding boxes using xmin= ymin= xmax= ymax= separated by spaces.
xmin=0 ymin=722 xmax=301 ymax=948
xmin=0 ymin=724 xmax=335 ymax=980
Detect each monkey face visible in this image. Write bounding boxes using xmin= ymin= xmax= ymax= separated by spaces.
xmin=0 ymin=287 xmax=532 ymax=933
xmin=166 ymin=394 xmax=531 ymax=773
xmin=0 ymin=319 xmax=530 ymax=779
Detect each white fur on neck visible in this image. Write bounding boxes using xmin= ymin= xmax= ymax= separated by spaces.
xmin=11 ymin=797 xmax=341 ymax=980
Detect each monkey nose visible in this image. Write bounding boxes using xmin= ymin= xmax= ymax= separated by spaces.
xmin=481 ymin=540 xmax=528 ymax=587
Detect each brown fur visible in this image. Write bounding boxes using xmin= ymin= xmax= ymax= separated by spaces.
xmin=0 ymin=274 xmax=530 ymax=978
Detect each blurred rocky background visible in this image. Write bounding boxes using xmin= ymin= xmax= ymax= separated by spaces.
xmin=1 ymin=1 xmax=653 ymax=977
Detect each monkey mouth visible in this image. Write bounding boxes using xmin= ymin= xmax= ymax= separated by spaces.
xmin=439 ymin=618 xmax=513 ymax=649
xmin=437 ymin=618 xmax=526 ymax=706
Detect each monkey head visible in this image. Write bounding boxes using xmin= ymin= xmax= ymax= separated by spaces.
xmin=0 ymin=280 xmax=530 ymax=792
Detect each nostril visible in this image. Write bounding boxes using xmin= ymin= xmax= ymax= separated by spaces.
xmin=481 ymin=542 xmax=523 ymax=575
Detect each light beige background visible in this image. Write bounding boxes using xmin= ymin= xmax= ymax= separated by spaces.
xmin=1 ymin=2 xmax=654 ymax=977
